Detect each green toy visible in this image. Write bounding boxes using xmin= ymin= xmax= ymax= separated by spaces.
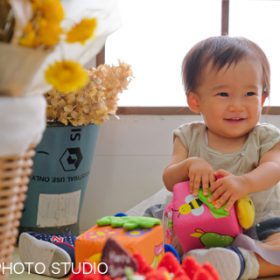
xmin=197 ymin=188 xmax=255 ymax=229
xmin=198 ymin=188 xmax=229 ymax=218
xmin=96 ymin=216 xmax=161 ymax=230
xmin=191 ymin=228 xmax=234 ymax=248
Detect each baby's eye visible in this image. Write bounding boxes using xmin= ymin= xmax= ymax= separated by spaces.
xmin=245 ymin=91 xmax=256 ymax=96
xmin=216 ymin=92 xmax=229 ymax=97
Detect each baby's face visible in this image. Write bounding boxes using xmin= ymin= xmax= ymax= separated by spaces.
xmin=191 ymin=57 xmax=264 ymax=146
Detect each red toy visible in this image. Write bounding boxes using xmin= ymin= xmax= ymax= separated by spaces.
xmin=69 ymin=251 xmax=220 ymax=280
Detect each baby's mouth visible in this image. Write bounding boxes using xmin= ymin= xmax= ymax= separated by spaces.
xmin=224 ymin=117 xmax=246 ymax=122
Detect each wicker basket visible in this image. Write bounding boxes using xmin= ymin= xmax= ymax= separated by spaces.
xmin=0 ymin=146 xmax=35 ymax=279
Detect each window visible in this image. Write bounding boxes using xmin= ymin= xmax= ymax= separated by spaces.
xmin=230 ymin=0 xmax=280 ymax=107
xmin=106 ymin=0 xmax=280 ymax=108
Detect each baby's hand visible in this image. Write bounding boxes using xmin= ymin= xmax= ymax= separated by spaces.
xmin=187 ymin=157 xmax=215 ymax=196
xmin=214 ymin=169 xmax=231 ymax=178
xmin=210 ymin=174 xmax=249 ymax=211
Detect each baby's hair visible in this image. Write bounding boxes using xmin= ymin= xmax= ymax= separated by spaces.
xmin=182 ymin=36 xmax=270 ymax=97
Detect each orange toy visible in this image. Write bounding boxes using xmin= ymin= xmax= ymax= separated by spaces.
xmin=75 ymin=217 xmax=164 ymax=267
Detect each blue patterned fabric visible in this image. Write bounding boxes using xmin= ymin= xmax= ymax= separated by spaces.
xmin=27 ymin=231 xmax=76 ymax=263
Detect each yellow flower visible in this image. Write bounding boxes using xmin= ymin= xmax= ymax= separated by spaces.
xmin=19 ymin=22 xmax=37 ymax=47
xmin=32 ymin=0 xmax=64 ymax=22
xmin=37 ymin=20 xmax=62 ymax=47
xmin=45 ymin=60 xmax=89 ymax=93
xmin=66 ymin=18 xmax=97 ymax=44
xmin=19 ymin=0 xmax=64 ymax=48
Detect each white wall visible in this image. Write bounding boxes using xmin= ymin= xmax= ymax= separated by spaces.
xmin=80 ymin=114 xmax=280 ymax=232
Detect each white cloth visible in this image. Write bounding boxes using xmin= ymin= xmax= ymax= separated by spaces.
xmin=0 ymin=96 xmax=46 ymax=156
xmin=126 ymin=188 xmax=172 ymax=216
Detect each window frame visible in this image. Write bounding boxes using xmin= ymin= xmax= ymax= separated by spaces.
xmin=98 ymin=0 xmax=280 ymax=115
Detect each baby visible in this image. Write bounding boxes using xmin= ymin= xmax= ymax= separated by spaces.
xmin=163 ymin=36 xmax=280 ymax=280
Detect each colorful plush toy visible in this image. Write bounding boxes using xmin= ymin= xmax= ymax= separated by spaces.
xmin=75 ymin=216 xmax=164 ymax=267
xmin=164 ymin=180 xmax=255 ymax=253
xmin=70 ymin=238 xmax=221 ymax=280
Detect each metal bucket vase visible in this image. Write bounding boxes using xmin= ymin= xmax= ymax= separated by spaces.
xmin=20 ymin=122 xmax=99 ymax=235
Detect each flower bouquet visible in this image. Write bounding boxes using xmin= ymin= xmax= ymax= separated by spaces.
xmin=46 ymin=61 xmax=133 ymax=126
xmin=0 ymin=0 xmax=121 ymax=96
xmin=20 ymin=61 xmax=133 ymax=235
xmin=0 ymin=0 xmax=122 ymax=276
xmin=7 ymin=0 xmax=133 ymax=237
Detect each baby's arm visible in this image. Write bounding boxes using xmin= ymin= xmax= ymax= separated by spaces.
xmin=243 ymin=141 xmax=280 ymax=193
xmin=210 ymin=142 xmax=280 ymax=210
xmin=163 ymin=136 xmax=215 ymax=194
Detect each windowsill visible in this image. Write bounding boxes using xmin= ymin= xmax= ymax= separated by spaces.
xmin=117 ymin=106 xmax=280 ymax=115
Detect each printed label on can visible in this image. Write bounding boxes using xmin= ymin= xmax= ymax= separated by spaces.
xmin=37 ymin=190 xmax=81 ymax=227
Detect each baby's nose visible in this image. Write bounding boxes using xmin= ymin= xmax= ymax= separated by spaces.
xmin=228 ymin=98 xmax=244 ymax=111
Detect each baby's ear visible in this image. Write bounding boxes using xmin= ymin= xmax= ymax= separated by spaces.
xmin=187 ymin=92 xmax=200 ymax=113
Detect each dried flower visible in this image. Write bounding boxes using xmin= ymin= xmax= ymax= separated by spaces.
xmin=32 ymin=0 xmax=64 ymax=22
xmin=19 ymin=0 xmax=64 ymax=48
xmin=18 ymin=22 xmax=36 ymax=48
xmin=45 ymin=60 xmax=89 ymax=94
xmin=46 ymin=62 xmax=133 ymax=126
xmin=66 ymin=18 xmax=97 ymax=44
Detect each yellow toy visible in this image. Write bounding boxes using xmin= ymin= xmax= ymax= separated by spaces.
xmin=236 ymin=195 xmax=255 ymax=230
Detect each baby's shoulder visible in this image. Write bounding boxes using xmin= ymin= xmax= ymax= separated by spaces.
xmin=249 ymin=123 xmax=280 ymax=155
xmin=252 ymin=123 xmax=280 ymax=140
xmin=177 ymin=121 xmax=205 ymax=133
xmin=174 ymin=122 xmax=205 ymax=148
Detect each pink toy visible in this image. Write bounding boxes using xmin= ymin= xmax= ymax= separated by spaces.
xmin=164 ymin=181 xmax=242 ymax=253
